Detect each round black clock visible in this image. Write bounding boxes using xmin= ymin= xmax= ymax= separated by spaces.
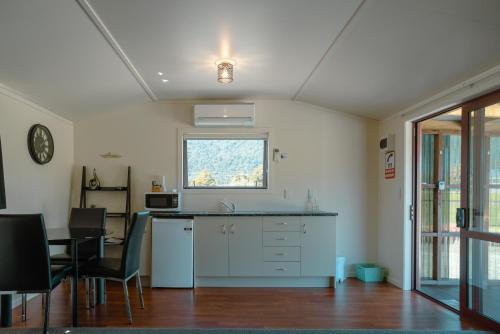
xmin=27 ymin=124 xmax=54 ymax=165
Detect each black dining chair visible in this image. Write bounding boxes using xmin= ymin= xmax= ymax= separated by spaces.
xmin=80 ymin=211 xmax=149 ymax=324
xmin=42 ymin=207 xmax=107 ymax=311
xmin=50 ymin=207 xmax=107 ymax=264
xmin=0 ymin=214 xmax=72 ymax=334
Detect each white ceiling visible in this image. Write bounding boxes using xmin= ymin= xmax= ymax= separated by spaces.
xmin=1 ymin=0 xmax=499 ymax=121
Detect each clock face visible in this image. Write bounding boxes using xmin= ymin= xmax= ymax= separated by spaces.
xmin=28 ymin=124 xmax=54 ymax=165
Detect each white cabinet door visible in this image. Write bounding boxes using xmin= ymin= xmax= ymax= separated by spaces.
xmin=195 ymin=217 xmax=229 ymax=276
xmin=300 ymin=217 xmax=336 ymax=276
xmin=228 ymin=217 xmax=263 ymax=276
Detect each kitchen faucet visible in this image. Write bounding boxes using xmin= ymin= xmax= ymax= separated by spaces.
xmin=219 ymin=200 xmax=236 ymax=213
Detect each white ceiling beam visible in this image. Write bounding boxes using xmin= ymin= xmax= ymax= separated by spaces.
xmin=76 ymin=0 xmax=158 ymax=102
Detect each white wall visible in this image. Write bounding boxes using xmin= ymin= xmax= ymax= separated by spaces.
xmin=73 ymin=100 xmax=379 ymax=276
xmin=377 ymin=66 xmax=500 ymax=290
xmin=0 ymin=83 xmax=74 ymax=306
xmin=0 ymin=84 xmax=74 ymax=226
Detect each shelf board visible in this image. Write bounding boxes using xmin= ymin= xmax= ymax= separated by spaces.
xmin=83 ymin=186 xmax=128 ymax=192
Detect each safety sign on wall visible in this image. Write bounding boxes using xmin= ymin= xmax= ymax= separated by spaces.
xmin=385 ymin=151 xmax=395 ymax=179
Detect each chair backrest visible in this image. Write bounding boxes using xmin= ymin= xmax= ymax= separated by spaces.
xmin=67 ymin=208 xmax=106 ymax=258
xmin=69 ymin=208 xmax=106 ymax=229
xmin=120 ymin=211 xmax=149 ymax=278
xmin=0 ymin=214 xmax=52 ymax=292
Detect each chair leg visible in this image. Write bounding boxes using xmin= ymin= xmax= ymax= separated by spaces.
xmin=41 ymin=293 xmax=45 ymax=309
xmin=43 ymin=292 xmax=51 ymax=334
xmin=90 ymin=278 xmax=96 ymax=308
xmin=122 ymin=280 xmax=132 ymax=324
xmin=85 ymin=278 xmax=90 ymax=309
xmin=21 ymin=294 xmax=27 ymax=321
xmin=136 ymin=272 xmax=145 ymax=309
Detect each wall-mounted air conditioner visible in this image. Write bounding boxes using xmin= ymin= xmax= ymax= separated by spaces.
xmin=194 ymin=104 xmax=255 ymax=127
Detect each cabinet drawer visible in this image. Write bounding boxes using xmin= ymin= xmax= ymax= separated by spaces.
xmin=263 ymin=217 xmax=300 ymax=231
xmin=263 ymin=232 xmax=300 ymax=246
xmin=262 ymin=262 xmax=300 ymax=276
xmin=263 ymin=247 xmax=300 ymax=262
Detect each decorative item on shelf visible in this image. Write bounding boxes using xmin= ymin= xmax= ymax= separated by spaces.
xmin=100 ymin=152 xmax=122 ymax=159
xmin=88 ymin=168 xmax=101 ymax=190
xmin=27 ymin=124 xmax=54 ymax=165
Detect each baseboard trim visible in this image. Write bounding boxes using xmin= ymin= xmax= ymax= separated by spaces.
xmin=195 ymin=277 xmax=332 ymax=288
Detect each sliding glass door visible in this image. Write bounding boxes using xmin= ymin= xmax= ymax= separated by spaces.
xmin=415 ymin=108 xmax=462 ymax=309
xmin=415 ymin=89 xmax=500 ymax=327
xmin=460 ymin=91 xmax=500 ymax=325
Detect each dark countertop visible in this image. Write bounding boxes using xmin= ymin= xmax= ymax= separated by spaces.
xmin=150 ymin=210 xmax=338 ymax=218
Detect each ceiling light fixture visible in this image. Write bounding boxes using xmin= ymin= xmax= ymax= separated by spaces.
xmin=216 ymin=59 xmax=235 ymax=84
xmin=162 ymin=79 xmax=169 ymax=83
xmin=157 ymin=72 xmax=164 ymax=76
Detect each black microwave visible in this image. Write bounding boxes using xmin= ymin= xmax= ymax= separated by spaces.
xmin=144 ymin=192 xmax=182 ymax=211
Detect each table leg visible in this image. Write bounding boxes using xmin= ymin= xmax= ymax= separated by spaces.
xmin=71 ymin=240 xmax=79 ymax=327
xmin=0 ymin=295 xmax=12 ymax=327
xmin=96 ymin=236 xmax=105 ymax=304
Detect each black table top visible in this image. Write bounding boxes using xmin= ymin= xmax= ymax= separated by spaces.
xmin=46 ymin=227 xmax=108 ymax=242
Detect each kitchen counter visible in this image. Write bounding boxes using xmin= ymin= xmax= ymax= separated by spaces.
xmin=150 ymin=210 xmax=338 ymax=218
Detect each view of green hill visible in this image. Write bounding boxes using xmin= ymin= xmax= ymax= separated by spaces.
xmin=185 ymin=139 xmax=265 ymax=187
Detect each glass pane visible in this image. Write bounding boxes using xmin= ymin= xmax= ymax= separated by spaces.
xmin=421 ymin=188 xmax=434 ymax=232
xmin=417 ymin=108 xmax=461 ymax=310
xmin=185 ymin=139 xmax=267 ymax=188
xmin=469 ymin=103 xmax=500 ymax=234
xmin=421 ymin=134 xmax=435 ymax=184
xmin=442 ymin=135 xmax=461 ymax=232
xmin=440 ymin=236 xmax=460 ymax=280
xmin=467 ymin=238 xmax=500 ymax=323
xmin=420 ymin=236 xmax=434 ymax=280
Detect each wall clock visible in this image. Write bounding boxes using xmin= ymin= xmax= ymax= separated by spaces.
xmin=27 ymin=124 xmax=54 ymax=165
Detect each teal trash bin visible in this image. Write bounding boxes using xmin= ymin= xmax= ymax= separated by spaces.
xmin=355 ymin=263 xmax=386 ymax=282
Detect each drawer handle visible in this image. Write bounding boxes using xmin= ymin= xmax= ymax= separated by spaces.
xmin=276 ymin=237 xmax=287 ymax=241
xmin=275 ymin=252 xmax=288 ymax=256
xmin=221 ymin=224 xmax=227 ymax=234
xmin=275 ymin=267 xmax=288 ymax=271
xmin=277 ymin=222 xmax=287 ymax=225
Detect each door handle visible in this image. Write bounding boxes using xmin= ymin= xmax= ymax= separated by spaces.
xmin=230 ymin=224 xmax=235 ymax=234
xmin=302 ymin=224 xmax=307 ymax=234
xmin=456 ymin=208 xmax=466 ymax=228
xmin=276 ymin=237 xmax=287 ymax=241
xmin=221 ymin=224 xmax=227 ymax=234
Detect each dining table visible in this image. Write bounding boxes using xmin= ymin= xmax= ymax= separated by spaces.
xmin=1 ymin=227 xmax=108 ymax=328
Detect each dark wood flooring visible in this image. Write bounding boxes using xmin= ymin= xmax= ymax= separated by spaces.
xmin=10 ymin=279 xmax=492 ymax=330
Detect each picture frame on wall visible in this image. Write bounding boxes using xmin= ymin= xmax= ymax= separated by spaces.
xmin=0 ymin=137 xmax=6 ymax=209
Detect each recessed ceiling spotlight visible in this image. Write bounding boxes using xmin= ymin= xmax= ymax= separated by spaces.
xmin=157 ymin=72 xmax=164 ymax=76
xmin=162 ymin=79 xmax=169 ymax=83
xmin=215 ymin=59 xmax=235 ymax=84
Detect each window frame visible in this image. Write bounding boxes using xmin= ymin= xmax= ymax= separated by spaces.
xmin=178 ymin=128 xmax=272 ymax=193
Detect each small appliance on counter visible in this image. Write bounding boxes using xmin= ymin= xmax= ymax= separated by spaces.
xmin=144 ymin=191 xmax=182 ymax=212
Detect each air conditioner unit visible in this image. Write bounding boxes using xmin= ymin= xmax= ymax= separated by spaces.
xmin=194 ymin=104 xmax=255 ymax=127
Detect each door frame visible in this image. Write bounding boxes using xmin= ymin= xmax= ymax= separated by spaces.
xmin=412 ymin=88 xmax=500 ymax=328
xmin=411 ymin=104 xmax=463 ymax=312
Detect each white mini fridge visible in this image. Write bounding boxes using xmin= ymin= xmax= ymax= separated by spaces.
xmin=151 ymin=218 xmax=194 ymax=288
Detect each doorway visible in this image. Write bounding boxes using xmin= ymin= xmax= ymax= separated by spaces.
xmin=415 ymin=107 xmax=462 ymax=309
xmin=414 ymin=89 xmax=500 ymax=327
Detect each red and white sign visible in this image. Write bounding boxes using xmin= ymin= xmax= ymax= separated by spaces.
xmin=385 ymin=151 xmax=395 ymax=179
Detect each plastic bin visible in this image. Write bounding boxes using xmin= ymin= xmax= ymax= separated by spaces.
xmin=336 ymin=256 xmax=346 ymax=283
xmin=355 ymin=263 xmax=386 ymax=282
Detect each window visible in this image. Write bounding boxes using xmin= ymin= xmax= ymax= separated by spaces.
xmin=183 ymin=135 xmax=268 ymax=189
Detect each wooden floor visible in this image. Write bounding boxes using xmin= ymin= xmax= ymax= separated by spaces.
xmin=10 ymin=279 xmax=491 ymax=330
